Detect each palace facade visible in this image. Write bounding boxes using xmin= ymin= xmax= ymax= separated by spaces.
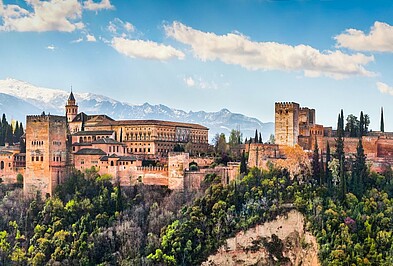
xmin=0 ymin=92 xmax=210 ymax=197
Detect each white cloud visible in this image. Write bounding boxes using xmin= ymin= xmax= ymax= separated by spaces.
xmin=83 ymin=0 xmax=114 ymax=11
xmin=107 ymin=18 xmax=135 ymax=36
xmin=0 ymin=0 xmax=84 ymax=32
xmin=335 ymin=22 xmax=393 ymax=52
xmin=124 ymin=21 xmax=134 ymax=32
xmin=183 ymin=76 xmax=220 ymax=90
xmin=111 ymin=37 xmax=185 ymax=61
xmin=377 ymin=81 xmax=393 ymax=96
xmin=46 ymin=44 xmax=56 ymax=50
xmin=71 ymin=37 xmax=83 ymax=43
xmin=86 ymin=34 xmax=96 ymax=42
xmin=165 ymin=21 xmax=375 ymax=79
xmin=184 ymin=76 xmax=195 ymax=87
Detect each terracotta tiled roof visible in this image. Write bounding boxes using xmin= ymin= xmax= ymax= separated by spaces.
xmin=92 ymin=138 xmax=124 ymax=145
xmin=72 ymin=130 xmax=114 ymax=136
xmin=74 ymin=148 xmax=106 ymax=155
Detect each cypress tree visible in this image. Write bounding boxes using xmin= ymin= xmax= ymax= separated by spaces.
xmin=335 ymin=111 xmax=345 ymax=162
xmin=19 ymin=122 xmax=24 ymax=137
xmin=339 ymin=156 xmax=347 ymax=202
xmin=254 ymin=129 xmax=258 ymax=143
xmin=320 ymin=149 xmax=324 ymax=185
xmin=312 ymin=137 xmax=320 ymax=184
xmin=115 ymin=182 xmax=124 ymax=212
xmin=359 ymin=111 xmax=365 ymax=137
xmin=335 ymin=110 xmax=346 ymax=201
xmin=5 ymin=124 xmax=13 ymax=145
xmin=13 ymin=122 xmax=19 ymax=143
xmin=245 ymin=137 xmax=248 ymax=144
xmin=259 ymin=132 xmax=262 ymax=143
xmin=381 ymin=107 xmax=385 ymax=132
xmin=119 ymin=128 xmax=123 ymax=142
xmin=240 ymin=150 xmax=247 ymax=174
xmin=1 ymin=114 xmax=6 ymax=126
xmin=325 ymin=141 xmax=332 ymax=191
xmin=353 ymin=138 xmax=366 ymax=197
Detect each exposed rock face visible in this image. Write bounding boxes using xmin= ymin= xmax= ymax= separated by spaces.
xmin=202 ymin=210 xmax=319 ymax=266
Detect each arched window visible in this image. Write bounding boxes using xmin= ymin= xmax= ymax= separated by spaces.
xmin=110 ymin=161 xmax=114 ymax=167
xmin=0 ymin=161 xmax=3 ymax=170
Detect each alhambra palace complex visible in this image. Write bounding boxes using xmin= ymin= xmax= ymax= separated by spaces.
xmin=0 ymin=94 xmax=393 ymax=197
xmin=248 ymin=102 xmax=393 ymax=170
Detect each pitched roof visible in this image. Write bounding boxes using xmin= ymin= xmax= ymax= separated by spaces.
xmin=74 ymin=148 xmax=106 ymax=156
xmin=100 ymin=155 xmax=137 ymax=161
xmin=92 ymin=138 xmax=123 ymax=145
xmin=71 ymin=112 xmax=88 ymax=123
xmin=72 ymin=142 xmax=92 ymax=146
xmin=72 ymin=130 xmax=114 ymax=136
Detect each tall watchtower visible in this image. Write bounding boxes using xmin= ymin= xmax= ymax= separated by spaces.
xmin=65 ymin=91 xmax=78 ymax=123
xmin=24 ymin=114 xmax=70 ymax=197
xmin=275 ymin=102 xmax=300 ymax=146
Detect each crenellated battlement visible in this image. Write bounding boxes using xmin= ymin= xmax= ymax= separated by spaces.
xmin=27 ymin=115 xmax=66 ymax=123
xmin=275 ymin=102 xmax=300 ymax=109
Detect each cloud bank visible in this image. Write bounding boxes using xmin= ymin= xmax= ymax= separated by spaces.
xmin=111 ymin=37 xmax=185 ymax=61
xmin=335 ymin=21 xmax=393 ymax=52
xmin=0 ymin=0 xmax=114 ymax=32
xmin=165 ymin=21 xmax=375 ymax=79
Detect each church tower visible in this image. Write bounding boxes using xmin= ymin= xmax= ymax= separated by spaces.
xmin=65 ymin=91 xmax=78 ymax=122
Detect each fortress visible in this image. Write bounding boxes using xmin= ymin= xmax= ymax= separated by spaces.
xmin=248 ymin=102 xmax=393 ymax=172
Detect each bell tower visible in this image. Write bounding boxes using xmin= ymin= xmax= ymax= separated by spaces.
xmin=65 ymin=90 xmax=78 ymax=123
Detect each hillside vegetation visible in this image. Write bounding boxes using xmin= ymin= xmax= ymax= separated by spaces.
xmin=0 ymin=154 xmax=393 ymax=265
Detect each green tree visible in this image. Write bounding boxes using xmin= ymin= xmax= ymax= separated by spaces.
xmin=312 ymin=137 xmax=321 ymax=184
xmin=325 ymin=141 xmax=332 ymax=191
xmin=335 ymin=110 xmax=345 ymax=162
xmin=345 ymin=114 xmax=359 ymax=137
xmin=352 ymin=138 xmax=366 ymax=197
xmin=214 ymin=133 xmax=227 ymax=155
xmin=228 ymin=129 xmax=242 ymax=147
xmin=359 ymin=111 xmax=365 ymax=137
xmin=240 ymin=150 xmax=248 ymax=175
xmin=268 ymin=134 xmax=275 ymax=144
xmin=254 ymin=129 xmax=258 ymax=143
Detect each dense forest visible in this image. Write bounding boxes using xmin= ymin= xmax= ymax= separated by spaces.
xmin=0 ymin=111 xmax=393 ymax=265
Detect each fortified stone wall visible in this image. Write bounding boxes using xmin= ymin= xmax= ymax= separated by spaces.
xmin=247 ymin=143 xmax=281 ymax=168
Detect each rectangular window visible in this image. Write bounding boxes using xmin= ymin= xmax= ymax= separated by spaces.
xmin=32 ymin=157 xmax=34 ymax=161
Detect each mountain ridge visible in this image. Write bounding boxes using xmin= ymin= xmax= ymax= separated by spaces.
xmin=0 ymin=78 xmax=274 ymax=141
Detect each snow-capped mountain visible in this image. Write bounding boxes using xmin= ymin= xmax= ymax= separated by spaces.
xmin=0 ymin=78 xmax=274 ymax=141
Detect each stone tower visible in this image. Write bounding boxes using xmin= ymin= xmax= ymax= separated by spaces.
xmin=24 ymin=114 xmax=69 ymax=197
xmin=65 ymin=91 xmax=78 ymax=123
xmin=275 ymin=102 xmax=300 ymax=146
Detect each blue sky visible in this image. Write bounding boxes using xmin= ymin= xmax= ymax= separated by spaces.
xmin=1 ymin=0 xmax=393 ymax=131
